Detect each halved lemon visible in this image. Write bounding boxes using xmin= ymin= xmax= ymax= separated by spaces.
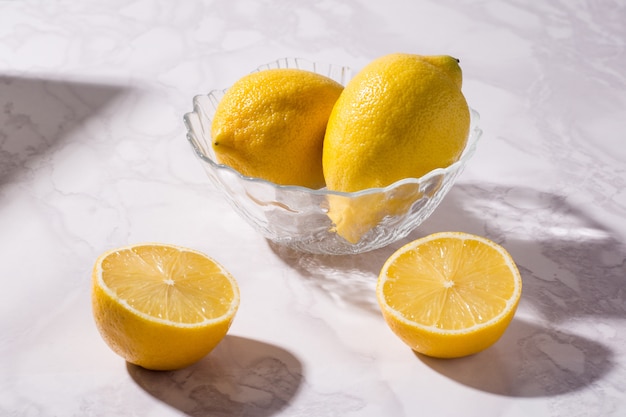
xmin=377 ymin=232 xmax=522 ymax=358
xmin=92 ymin=243 xmax=240 ymax=371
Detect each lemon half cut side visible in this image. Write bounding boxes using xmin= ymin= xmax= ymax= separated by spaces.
xmin=377 ymin=232 xmax=522 ymax=358
xmin=92 ymin=243 xmax=240 ymax=371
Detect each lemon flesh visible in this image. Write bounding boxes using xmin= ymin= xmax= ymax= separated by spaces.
xmin=377 ymin=232 xmax=522 ymax=358
xmin=323 ymin=53 xmax=470 ymax=243
xmin=92 ymin=244 xmax=240 ymax=371
xmin=211 ymin=68 xmax=344 ymax=189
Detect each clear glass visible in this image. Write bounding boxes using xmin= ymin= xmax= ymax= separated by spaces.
xmin=184 ymin=58 xmax=482 ymax=255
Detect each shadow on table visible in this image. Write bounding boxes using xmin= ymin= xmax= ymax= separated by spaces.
xmin=128 ymin=335 xmax=304 ymax=417
xmin=0 ymin=74 xmax=128 ymax=185
xmin=271 ymin=182 xmax=625 ymax=396
xmin=268 ymin=240 xmax=391 ymax=315
xmin=271 ymin=182 xmax=626 ymax=318
xmin=418 ymin=317 xmax=614 ymax=397
xmin=424 ymin=183 xmax=626 ymax=323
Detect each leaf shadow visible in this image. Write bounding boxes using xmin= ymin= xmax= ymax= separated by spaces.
xmin=128 ymin=335 xmax=304 ymax=417
xmin=0 ymin=75 xmax=128 ymax=185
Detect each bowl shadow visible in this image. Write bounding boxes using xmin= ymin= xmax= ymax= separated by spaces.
xmin=268 ymin=240 xmax=395 ymax=315
xmin=417 ymin=318 xmax=614 ymax=397
xmin=127 ymin=335 xmax=304 ymax=417
xmin=272 ymin=182 xmax=626 ymax=322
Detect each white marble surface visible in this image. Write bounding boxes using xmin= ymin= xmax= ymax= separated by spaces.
xmin=1 ymin=0 xmax=625 ymax=416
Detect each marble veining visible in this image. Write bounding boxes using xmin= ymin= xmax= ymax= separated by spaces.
xmin=1 ymin=0 xmax=625 ymax=416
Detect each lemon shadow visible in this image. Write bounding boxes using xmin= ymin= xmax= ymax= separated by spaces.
xmin=127 ymin=335 xmax=304 ymax=417
xmin=406 ymin=184 xmax=622 ymax=397
xmin=417 ymin=318 xmax=614 ymax=397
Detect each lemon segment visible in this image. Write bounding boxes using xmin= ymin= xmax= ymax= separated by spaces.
xmin=92 ymin=243 xmax=240 ymax=371
xmin=377 ymin=232 xmax=522 ymax=358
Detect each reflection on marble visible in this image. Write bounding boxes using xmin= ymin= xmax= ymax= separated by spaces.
xmin=1 ymin=0 xmax=625 ymax=416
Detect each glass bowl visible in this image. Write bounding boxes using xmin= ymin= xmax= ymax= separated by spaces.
xmin=184 ymin=58 xmax=481 ymax=255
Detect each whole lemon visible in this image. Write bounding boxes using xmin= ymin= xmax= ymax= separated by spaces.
xmin=323 ymin=53 xmax=470 ymax=191
xmin=211 ymin=68 xmax=344 ymax=189
xmin=322 ymin=53 xmax=470 ymax=243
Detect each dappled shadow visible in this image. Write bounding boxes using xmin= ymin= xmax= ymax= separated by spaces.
xmin=269 ymin=182 xmax=625 ymax=396
xmin=420 ymin=183 xmax=626 ymax=323
xmin=268 ymin=241 xmax=395 ymax=315
xmin=0 ymin=75 xmax=127 ymax=185
xmin=270 ymin=182 xmax=626 ymax=322
xmin=128 ymin=335 xmax=304 ymax=417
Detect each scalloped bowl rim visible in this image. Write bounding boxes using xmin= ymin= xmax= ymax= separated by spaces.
xmin=184 ymin=106 xmax=481 ymax=197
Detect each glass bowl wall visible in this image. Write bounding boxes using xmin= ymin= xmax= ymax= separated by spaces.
xmin=184 ymin=58 xmax=481 ymax=255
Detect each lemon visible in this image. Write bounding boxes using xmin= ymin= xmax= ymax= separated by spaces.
xmin=211 ymin=68 xmax=344 ymax=189
xmin=323 ymin=53 xmax=469 ymax=190
xmin=92 ymin=243 xmax=240 ymax=371
xmin=322 ymin=53 xmax=470 ymax=243
xmin=326 ymin=183 xmax=423 ymax=245
xmin=377 ymin=232 xmax=522 ymax=358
